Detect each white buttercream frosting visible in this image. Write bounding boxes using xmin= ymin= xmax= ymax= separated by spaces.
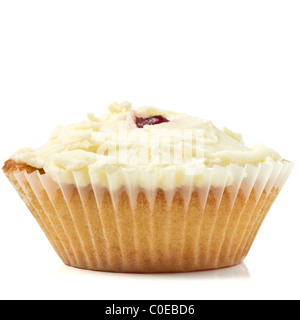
xmin=12 ymin=102 xmax=282 ymax=188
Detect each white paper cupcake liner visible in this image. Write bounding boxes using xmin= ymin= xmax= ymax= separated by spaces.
xmin=9 ymin=160 xmax=293 ymax=272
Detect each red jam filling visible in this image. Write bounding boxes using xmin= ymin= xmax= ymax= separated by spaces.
xmin=135 ymin=115 xmax=169 ymax=128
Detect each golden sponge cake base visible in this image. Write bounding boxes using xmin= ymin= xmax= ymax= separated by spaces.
xmin=3 ymin=160 xmax=279 ymax=272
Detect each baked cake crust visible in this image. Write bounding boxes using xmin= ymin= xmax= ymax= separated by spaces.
xmin=3 ymin=159 xmax=45 ymax=175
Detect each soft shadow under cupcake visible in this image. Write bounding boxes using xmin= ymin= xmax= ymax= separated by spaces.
xmin=57 ymin=261 xmax=251 ymax=281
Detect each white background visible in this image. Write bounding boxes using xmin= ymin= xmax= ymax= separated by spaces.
xmin=0 ymin=0 xmax=299 ymax=300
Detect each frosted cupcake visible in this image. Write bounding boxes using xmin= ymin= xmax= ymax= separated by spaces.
xmin=2 ymin=102 xmax=293 ymax=272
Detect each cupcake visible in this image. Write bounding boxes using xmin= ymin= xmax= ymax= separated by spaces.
xmin=2 ymin=101 xmax=293 ymax=272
